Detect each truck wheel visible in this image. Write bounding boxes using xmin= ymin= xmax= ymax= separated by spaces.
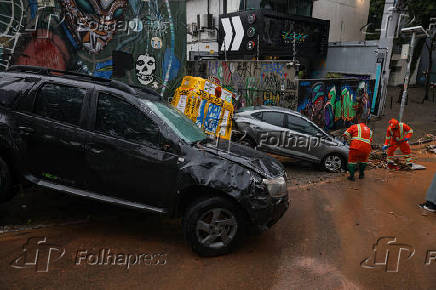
xmin=0 ymin=157 xmax=13 ymax=203
xmin=322 ymin=153 xmax=345 ymax=173
xmin=183 ymin=196 xmax=246 ymax=257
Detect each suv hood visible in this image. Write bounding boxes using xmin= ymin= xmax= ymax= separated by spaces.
xmin=197 ymin=140 xmax=285 ymax=179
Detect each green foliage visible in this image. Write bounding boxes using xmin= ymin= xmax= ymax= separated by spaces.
xmin=366 ymin=0 xmax=385 ymax=40
xmin=366 ymin=0 xmax=436 ymax=41
xmin=406 ymin=0 xmax=436 ymax=28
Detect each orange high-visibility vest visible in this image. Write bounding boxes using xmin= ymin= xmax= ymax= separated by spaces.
xmin=344 ymin=123 xmax=372 ymax=152
xmin=384 ymin=122 xmax=413 ymax=145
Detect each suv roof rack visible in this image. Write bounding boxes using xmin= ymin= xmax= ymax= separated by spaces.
xmin=7 ymin=65 xmax=136 ymax=94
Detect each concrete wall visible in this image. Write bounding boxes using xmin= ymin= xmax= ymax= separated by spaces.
xmin=0 ymin=0 xmax=186 ymax=98
xmin=187 ymin=60 xmax=298 ymax=109
xmin=312 ymin=0 xmax=370 ymax=42
xmin=186 ymin=60 xmax=376 ymax=130
xmin=314 ymin=41 xmax=379 ymax=79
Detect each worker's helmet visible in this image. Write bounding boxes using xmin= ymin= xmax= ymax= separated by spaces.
xmin=389 ymin=118 xmax=399 ymax=128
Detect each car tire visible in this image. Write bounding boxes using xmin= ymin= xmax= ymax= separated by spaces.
xmin=0 ymin=156 xmax=14 ymax=203
xmin=183 ymin=196 xmax=246 ymax=257
xmin=321 ymin=153 xmax=345 ymax=173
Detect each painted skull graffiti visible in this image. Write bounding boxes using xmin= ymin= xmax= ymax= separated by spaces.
xmin=136 ymin=54 xmax=156 ymax=85
xmin=61 ymin=0 xmax=128 ymax=54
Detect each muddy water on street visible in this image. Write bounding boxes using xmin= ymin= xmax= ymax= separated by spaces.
xmin=0 ymin=157 xmax=435 ymax=289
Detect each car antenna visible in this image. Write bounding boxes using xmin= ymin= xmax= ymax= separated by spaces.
xmin=227 ymin=128 xmax=232 ymax=153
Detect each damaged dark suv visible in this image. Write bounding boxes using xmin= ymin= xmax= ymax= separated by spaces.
xmin=0 ymin=66 xmax=289 ymax=256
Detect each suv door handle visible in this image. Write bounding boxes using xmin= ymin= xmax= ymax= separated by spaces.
xmin=18 ymin=126 xmax=35 ymax=134
xmin=86 ymin=144 xmax=104 ymax=154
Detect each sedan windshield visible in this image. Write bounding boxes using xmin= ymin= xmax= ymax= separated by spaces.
xmin=143 ymin=100 xmax=207 ymax=143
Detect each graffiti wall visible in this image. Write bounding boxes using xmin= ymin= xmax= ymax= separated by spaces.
xmin=187 ymin=60 xmax=298 ymax=110
xmin=0 ymin=0 xmax=186 ymax=97
xmin=297 ymin=78 xmax=376 ymax=130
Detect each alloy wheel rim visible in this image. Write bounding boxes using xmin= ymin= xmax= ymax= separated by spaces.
xmin=195 ymin=208 xmax=238 ymax=249
xmin=325 ymin=155 xmax=342 ymax=172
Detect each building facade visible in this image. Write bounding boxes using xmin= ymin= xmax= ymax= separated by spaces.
xmin=312 ymin=0 xmax=370 ymax=43
xmin=186 ymin=0 xmax=315 ymax=60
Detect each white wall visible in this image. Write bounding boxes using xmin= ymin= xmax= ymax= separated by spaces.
xmin=186 ymin=0 xmax=240 ymax=59
xmin=312 ymin=0 xmax=370 ymax=43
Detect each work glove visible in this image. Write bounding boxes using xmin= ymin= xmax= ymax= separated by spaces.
xmin=382 ymin=145 xmax=389 ymax=151
xmin=404 ymin=138 xmax=409 ymax=142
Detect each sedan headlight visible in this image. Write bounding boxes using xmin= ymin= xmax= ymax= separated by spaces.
xmin=263 ymin=176 xmax=287 ymax=198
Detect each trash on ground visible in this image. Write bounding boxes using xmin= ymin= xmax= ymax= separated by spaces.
xmin=427 ymin=145 xmax=436 ymax=154
xmin=411 ymin=163 xmax=426 ymax=170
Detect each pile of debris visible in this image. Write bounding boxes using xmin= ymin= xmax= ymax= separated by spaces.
xmin=411 ymin=134 xmax=435 ymax=145
xmin=427 ymin=144 xmax=436 ymax=154
xmin=368 ymin=150 xmax=388 ymax=169
xmin=368 ymin=150 xmax=416 ymax=170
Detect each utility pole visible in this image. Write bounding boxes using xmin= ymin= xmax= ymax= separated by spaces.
xmin=399 ymin=31 xmax=416 ymax=121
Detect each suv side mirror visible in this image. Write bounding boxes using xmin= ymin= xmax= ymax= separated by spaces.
xmin=159 ymin=135 xmax=179 ymax=154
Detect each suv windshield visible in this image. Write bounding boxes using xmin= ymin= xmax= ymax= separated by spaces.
xmin=143 ymin=100 xmax=207 ymax=143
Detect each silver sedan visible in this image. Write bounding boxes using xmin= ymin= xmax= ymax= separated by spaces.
xmin=233 ymin=106 xmax=349 ymax=172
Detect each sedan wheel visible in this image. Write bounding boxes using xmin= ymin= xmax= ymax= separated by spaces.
xmin=323 ymin=154 xmax=344 ymax=173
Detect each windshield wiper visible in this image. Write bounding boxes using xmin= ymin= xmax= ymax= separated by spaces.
xmin=196 ymin=138 xmax=209 ymax=146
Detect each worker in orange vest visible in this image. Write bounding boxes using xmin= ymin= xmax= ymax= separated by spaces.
xmin=343 ymin=123 xmax=373 ymax=181
xmin=382 ymin=119 xmax=414 ymax=169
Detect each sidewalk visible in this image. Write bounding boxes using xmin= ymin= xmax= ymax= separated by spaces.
xmin=370 ymin=87 xmax=436 ymax=145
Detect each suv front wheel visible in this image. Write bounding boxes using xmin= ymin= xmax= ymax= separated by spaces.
xmin=183 ymin=196 xmax=246 ymax=256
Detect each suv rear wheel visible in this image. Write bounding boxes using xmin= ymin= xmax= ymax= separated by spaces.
xmin=183 ymin=196 xmax=246 ymax=256
xmin=0 ymin=156 xmax=14 ymax=203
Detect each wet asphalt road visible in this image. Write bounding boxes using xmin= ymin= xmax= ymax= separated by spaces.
xmin=1 ymin=154 xmax=435 ymax=289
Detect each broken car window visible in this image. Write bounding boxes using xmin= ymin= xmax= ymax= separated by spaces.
xmin=96 ymin=93 xmax=160 ymax=146
xmin=34 ymin=83 xmax=86 ymax=126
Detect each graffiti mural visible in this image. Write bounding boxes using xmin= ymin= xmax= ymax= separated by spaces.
xmin=297 ymin=79 xmax=376 ymax=130
xmin=136 ymin=53 xmax=155 ymax=85
xmin=187 ymin=60 xmax=298 ymax=111
xmin=0 ymin=0 xmax=25 ymax=69
xmin=0 ymin=0 xmax=186 ymax=98
xmin=281 ymin=32 xmax=309 ymax=44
